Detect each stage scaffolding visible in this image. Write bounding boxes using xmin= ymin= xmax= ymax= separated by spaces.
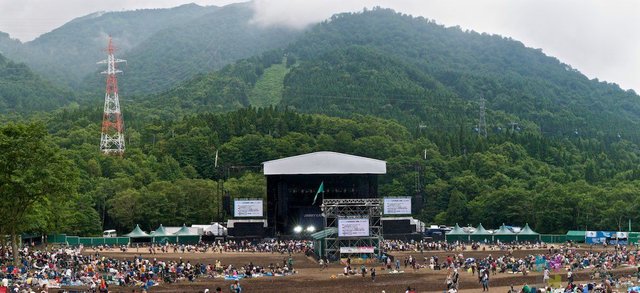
xmin=320 ymin=198 xmax=382 ymax=261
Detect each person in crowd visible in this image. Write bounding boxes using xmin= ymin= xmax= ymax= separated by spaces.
xmin=371 ymin=268 xmax=376 ymax=282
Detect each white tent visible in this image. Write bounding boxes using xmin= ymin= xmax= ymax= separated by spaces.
xmin=193 ymin=223 xmax=227 ymax=236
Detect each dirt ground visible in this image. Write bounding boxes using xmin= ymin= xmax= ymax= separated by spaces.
xmin=70 ymin=248 xmax=638 ymax=293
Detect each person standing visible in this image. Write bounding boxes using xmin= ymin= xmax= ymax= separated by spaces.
xmin=543 ymin=268 xmax=550 ymax=286
xmin=371 ymin=268 xmax=376 ymax=282
xmin=481 ymin=268 xmax=489 ymax=291
xmin=567 ymin=268 xmax=574 ymax=285
xmin=452 ymin=268 xmax=459 ymax=290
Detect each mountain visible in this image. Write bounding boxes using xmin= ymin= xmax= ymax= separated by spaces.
xmin=283 ymin=9 xmax=640 ymax=140
xmin=81 ymin=2 xmax=300 ymax=96
xmin=157 ymin=8 xmax=640 ymax=143
xmin=0 ymin=4 xmax=217 ymax=90
xmin=0 ymin=2 xmax=300 ymax=98
xmin=0 ymin=54 xmax=72 ymax=112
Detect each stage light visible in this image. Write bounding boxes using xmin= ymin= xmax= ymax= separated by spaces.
xmin=294 ymin=225 xmax=303 ymax=234
xmin=306 ymin=226 xmax=316 ymax=233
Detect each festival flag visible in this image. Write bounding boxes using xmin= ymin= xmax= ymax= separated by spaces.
xmin=214 ymin=150 xmax=219 ymax=168
xmin=312 ymin=181 xmax=324 ymax=205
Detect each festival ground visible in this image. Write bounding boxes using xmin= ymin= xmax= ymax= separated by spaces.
xmin=73 ymin=247 xmax=638 ymax=292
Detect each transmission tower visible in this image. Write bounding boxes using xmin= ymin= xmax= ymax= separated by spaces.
xmin=98 ymin=37 xmax=126 ymax=155
xmin=478 ymin=97 xmax=487 ymax=138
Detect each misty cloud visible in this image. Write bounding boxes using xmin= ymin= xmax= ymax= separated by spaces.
xmin=249 ymin=0 xmax=375 ymax=29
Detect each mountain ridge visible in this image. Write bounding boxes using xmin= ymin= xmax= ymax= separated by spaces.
xmin=140 ymin=8 xmax=640 ymax=145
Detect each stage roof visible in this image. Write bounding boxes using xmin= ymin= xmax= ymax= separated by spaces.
xmin=263 ymin=151 xmax=386 ymax=175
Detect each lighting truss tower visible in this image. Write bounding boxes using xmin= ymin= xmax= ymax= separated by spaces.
xmin=98 ymin=37 xmax=126 ymax=155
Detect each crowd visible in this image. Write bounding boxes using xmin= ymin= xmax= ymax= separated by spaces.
xmin=0 ymin=241 xmax=303 ymax=292
xmin=381 ymin=239 xmax=551 ymax=253
xmin=5 ymin=238 xmax=640 ymax=292
xmin=90 ymin=239 xmax=313 ymax=255
xmin=377 ymin=240 xmax=640 ymax=292
xmin=432 ymin=244 xmax=639 ymax=292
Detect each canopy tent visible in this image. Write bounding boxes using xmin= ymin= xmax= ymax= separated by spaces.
xmin=470 ymin=223 xmax=492 ymax=242
xmin=151 ymin=224 xmax=178 ymax=244
xmin=124 ymin=224 xmax=150 ymax=238
xmin=174 ymin=225 xmax=198 ymax=236
xmin=493 ymin=224 xmax=516 ymax=242
xmin=124 ymin=224 xmax=151 ymax=243
xmin=566 ymin=230 xmax=586 ymax=243
xmin=446 ymin=223 xmax=470 ymax=243
xmin=173 ymin=225 xmax=200 ymax=244
xmin=516 ymin=223 xmax=540 ymax=242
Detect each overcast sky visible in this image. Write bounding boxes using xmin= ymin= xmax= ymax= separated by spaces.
xmin=1 ymin=0 xmax=638 ymax=92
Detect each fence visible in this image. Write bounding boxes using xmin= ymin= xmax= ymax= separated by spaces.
xmin=540 ymin=234 xmax=568 ymax=243
xmin=47 ymin=234 xmax=130 ymax=246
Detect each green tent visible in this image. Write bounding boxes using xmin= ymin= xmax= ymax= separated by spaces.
xmin=173 ymin=225 xmax=200 ymax=244
xmin=470 ymin=223 xmax=492 ymax=242
xmin=566 ymin=230 xmax=585 ymax=243
xmin=151 ymin=224 xmax=177 ymax=244
xmin=446 ymin=223 xmax=470 ymax=243
xmin=516 ymin=223 xmax=540 ymax=242
xmin=124 ymin=224 xmax=150 ymax=238
xmin=494 ymin=224 xmax=516 ymax=242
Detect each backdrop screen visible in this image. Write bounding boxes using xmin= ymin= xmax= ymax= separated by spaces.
xmin=383 ymin=197 xmax=412 ymax=215
xmin=234 ymin=200 xmax=263 ymax=217
xmin=338 ymin=218 xmax=369 ymax=237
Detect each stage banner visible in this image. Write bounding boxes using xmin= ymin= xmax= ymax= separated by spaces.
xmin=340 ymin=246 xmax=375 ymax=253
xmin=234 ymin=200 xmax=263 ymax=217
xmin=338 ymin=218 xmax=370 ymax=237
xmin=383 ymin=197 xmax=412 ymax=215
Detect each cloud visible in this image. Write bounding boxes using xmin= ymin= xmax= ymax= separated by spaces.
xmin=249 ymin=0 xmax=377 ymax=29
xmin=0 ymin=0 xmax=239 ymax=41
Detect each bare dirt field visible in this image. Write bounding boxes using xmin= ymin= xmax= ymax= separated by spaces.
xmin=72 ymin=248 xmax=638 ymax=293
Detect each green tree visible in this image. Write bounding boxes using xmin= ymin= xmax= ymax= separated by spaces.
xmin=0 ymin=123 xmax=78 ymax=263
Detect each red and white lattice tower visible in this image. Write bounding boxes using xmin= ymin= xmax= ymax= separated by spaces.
xmin=98 ymin=37 xmax=126 ymax=155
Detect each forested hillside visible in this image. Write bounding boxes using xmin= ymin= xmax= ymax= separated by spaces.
xmin=284 ymin=9 xmax=640 ymax=139
xmin=0 ymin=54 xmax=73 ymax=112
xmin=32 ymin=105 xmax=640 ymax=235
xmin=153 ymin=8 xmax=640 ymax=142
xmin=0 ymin=2 xmax=300 ymax=99
xmin=91 ymin=2 xmax=299 ymax=96
xmin=0 ymin=4 xmax=217 ymax=90
xmin=3 ymin=7 xmax=640 ymax=236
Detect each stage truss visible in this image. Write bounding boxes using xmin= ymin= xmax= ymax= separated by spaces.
xmin=320 ymin=198 xmax=382 ymax=261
